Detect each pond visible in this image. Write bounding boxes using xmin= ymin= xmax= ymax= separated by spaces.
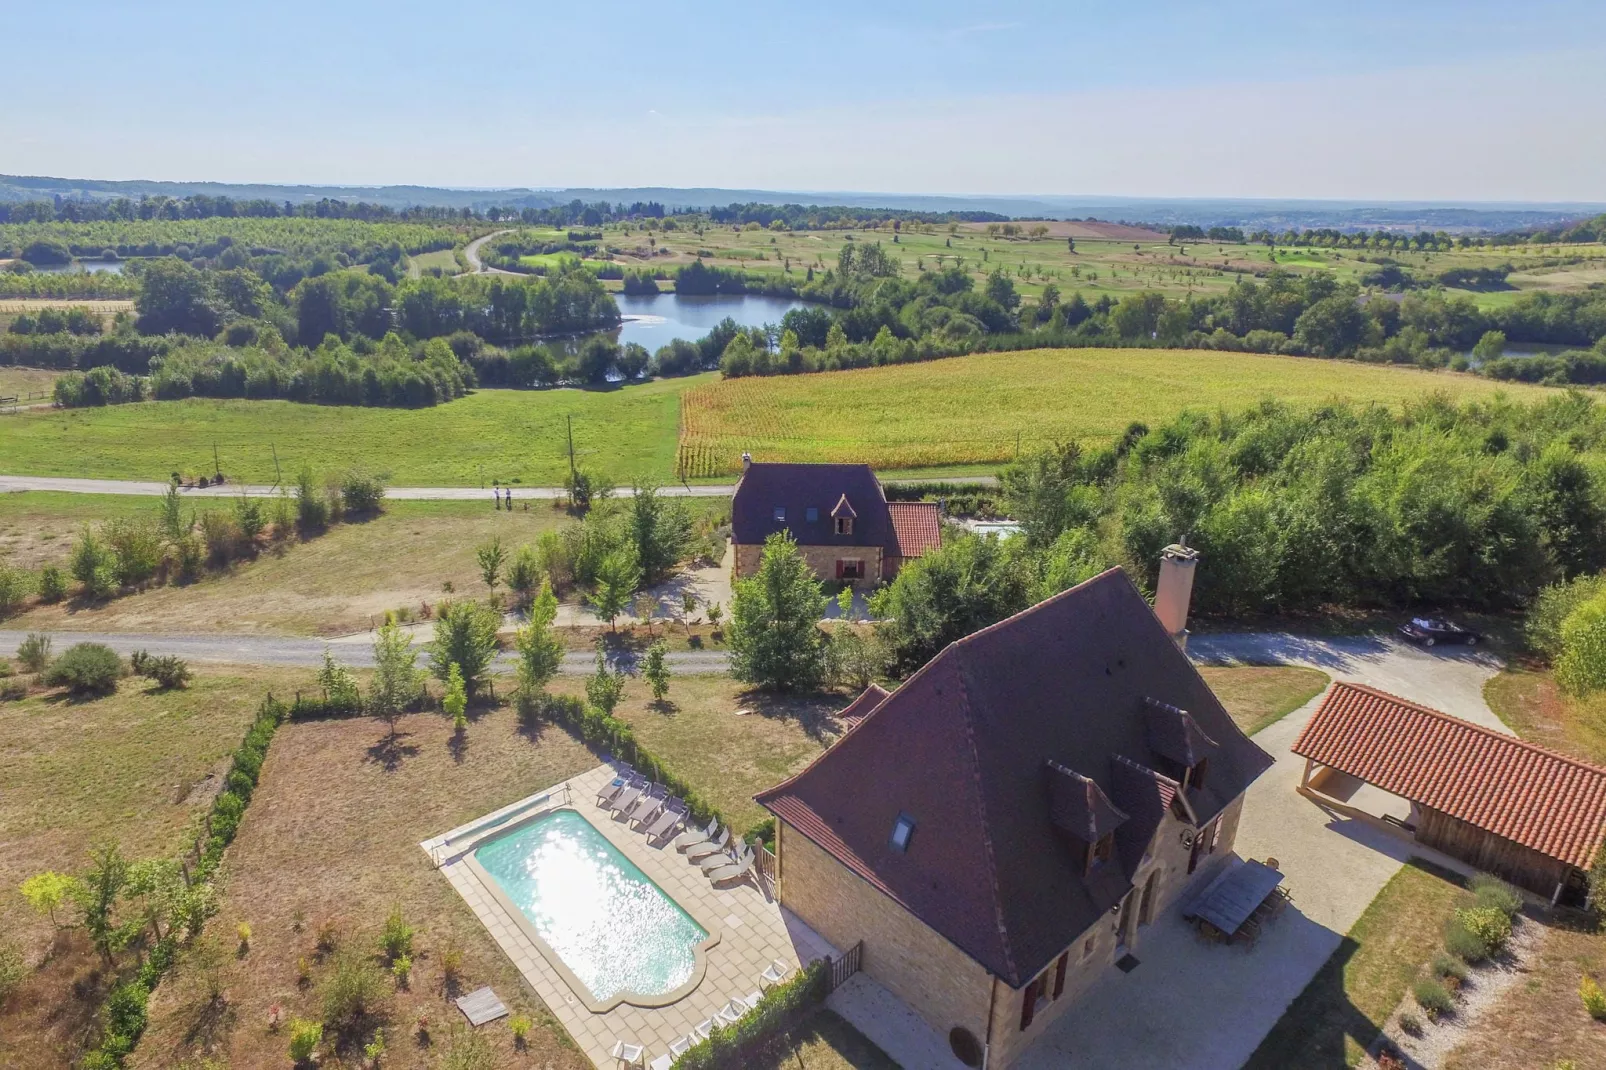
xmin=29 ymin=260 xmax=126 ymax=274
xmin=613 ymin=292 xmax=810 ymax=350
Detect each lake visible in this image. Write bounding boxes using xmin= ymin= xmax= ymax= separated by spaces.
xmin=613 ymin=293 xmax=810 ymax=350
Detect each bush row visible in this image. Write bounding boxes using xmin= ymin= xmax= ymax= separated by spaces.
xmin=674 ymin=960 xmax=830 ymax=1070
xmin=82 ymin=695 xmax=287 ymax=1067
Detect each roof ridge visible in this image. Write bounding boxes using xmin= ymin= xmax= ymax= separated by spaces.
xmin=945 ymin=566 xmax=1131 ymax=655
xmin=955 ymin=654 xmax=1019 ymax=984
xmin=1328 ymin=681 xmax=1606 ymax=778
xmin=1111 ymin=753 xmax=1184 ymax=789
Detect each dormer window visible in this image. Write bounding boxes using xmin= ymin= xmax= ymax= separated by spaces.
xmin=836 ymin=516 xmax=854 ymax=535
xmin=773 ymin=506 xmax=786 ymax=522
xmin=1090 ymin=832 xmax=1113 ymax=868
xmin=889 ymin=812 xmax=917 ymax=852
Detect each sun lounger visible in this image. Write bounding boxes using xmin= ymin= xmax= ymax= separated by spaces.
xmin=698 ymin=842 xmax=746 ymax=873
xmin=596 ymin=774 xmax=636 ymax=807
xmin=627 ymin=786 xmax=668 ymax=826
xmin=685 ymin=828 xmax=731 ymax=863
xmin=705 ymin=849 xmax=756 ymax=885
xmin=649 ymin=1057 xmax=672 ymax=1070
xmin=609 ymin=781 xmax=648 ymax=817
xmin=670 ymin=1035 xmax=695 ymax=1057
xmin=759 ymin=959 xmax=793 ymax=989
xmin=674 ymin=817 xmax=719 ymax=853
xmin=693 ymin=1018 xmax=716 ymax=1041
xmin=714 ymin=999 xmax=745 ymax=1027
xmin=740 ymin=989 xmax=763 ymax=1012
xmin=610 ymin=1039 xmax=645 ymax=1067
xmin=644 ymin=803 xmax=688 ymax=844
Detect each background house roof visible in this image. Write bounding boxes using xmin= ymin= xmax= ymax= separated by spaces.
xmin=887 ymin=501 xmax=942 ymax=559
xmin=757 ymin=568 xmax=1274 ymax=987
xmin=1293 ymin=682 xmax=1606 ymax=869
xmin=731 ymin=463 xmax=891 ymax=550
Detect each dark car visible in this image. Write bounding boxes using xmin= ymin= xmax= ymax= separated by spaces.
xmin=1399 ymin=617 xmax=1483 ymax=647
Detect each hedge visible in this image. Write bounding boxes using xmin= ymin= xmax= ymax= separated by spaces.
xmin=82 ymin=695 xmax=288 ymax=1067
xmin=674 ymin=960 xmax=830 ymax=1069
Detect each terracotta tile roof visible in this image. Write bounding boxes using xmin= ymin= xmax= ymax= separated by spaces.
xmin=756 ymin=568 xmax=1274 ymax=986
xmin=887 ymin=501 xmax=942 ymax=559
xmin=1292 ymin=682 xmax=1606 ymax=869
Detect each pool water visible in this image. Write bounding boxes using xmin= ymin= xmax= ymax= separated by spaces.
xmin=474 ymin=809 xmax=707 ymax=1002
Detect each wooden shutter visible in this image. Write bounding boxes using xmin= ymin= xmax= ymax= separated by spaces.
xmin=835 ymin=560 xmax=844 ymax=579
xmin=1052 ymin=952 xmax=1068 ymax=999
xmin=1019 ymin=982 xmax=1036 ymax=1031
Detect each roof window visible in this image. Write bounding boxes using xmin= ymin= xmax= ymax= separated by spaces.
xmin=889 ymin=812 xmax=917 ymax=852
xmin=806 ymin=507 xmax=819 ymax=522
xmin=773 ymin=506 xmax=786 ymax=521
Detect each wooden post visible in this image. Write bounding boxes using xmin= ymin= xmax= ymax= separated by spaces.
xmin=1301 ymin=757 xmax=1314 ymax=789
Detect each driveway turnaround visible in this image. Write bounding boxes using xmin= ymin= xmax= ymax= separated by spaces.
xmin=1013 ymin=632 xmax=1505 ymax=1070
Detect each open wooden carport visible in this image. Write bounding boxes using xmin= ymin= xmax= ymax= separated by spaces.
xmin=1292 ymin=682 xmax=1606 ymax=905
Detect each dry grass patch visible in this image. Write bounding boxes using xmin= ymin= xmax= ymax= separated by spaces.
xmin=746 ymin=1009 xmax=900 ymax=1069
xmin=1201 ymin=665 xmax=1331 ymax=736
xmin=0 ymin=663 xmax=314 ymax=1070
xmin=0 ymin=490 xmax=159 ymax=569
xmin=1484 ymin=665 xmax=1606 ymax=764
xmin=10 ymin=500 xmax=576 ymax=637
xmin=0 ymin=365 xmax=61 ymax=398
xmin=134 ymin=704 xmax=598 ymax=1070
xmin=550 ymin=674 xmax=839 ymax=833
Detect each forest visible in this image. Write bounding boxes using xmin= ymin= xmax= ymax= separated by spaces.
xmin=874 ymin=392 xmax=1606 ymax=669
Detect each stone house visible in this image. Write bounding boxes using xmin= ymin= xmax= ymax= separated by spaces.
xmin=755 ymin=566 xmax=1274 ymax=1069
xmin=730 ymin=461 xmax=941 ymax=588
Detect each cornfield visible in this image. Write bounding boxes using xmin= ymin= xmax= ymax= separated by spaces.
xmin=677 ymin=346 xmax=1549 ymax=477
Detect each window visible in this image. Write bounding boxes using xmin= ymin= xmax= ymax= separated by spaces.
xmin=1081 ymin=936 xmax=1096 ymax=960
xmin=1086 ymin=832 xmax=1113 ymax=874
xmin=836 ymin=516 xmax=854 ymax=535
xmin=1191 ymin=758 xmax=1209 ymax=791
xmin=1019 ymin=971 xmax=1050 ymax=1031
xmin=889 ymin=812 xmax=916 ymax=852
xmin=949 ymin=1028 xmax=984 ymax=1068
xmin=773 ymin=506 xmax=786 ymax=521
xmin=838 ymin=559 xmax=864 ymax=581
xmin=805 ymin=506 xmax=819 ymax=522
xmin=1052 ymin=952 xmax=1068 ymax=999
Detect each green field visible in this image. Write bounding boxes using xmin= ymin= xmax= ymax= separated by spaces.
xmin=678 ymin=347 xmax=1557 ymax=476
xmin=0 ymin=375 xmax=704 ymax=485
xmin=407 ymin=247 xmax=462 ymax=275
xmin=0 ymin=351 xmax=1564 ymax=484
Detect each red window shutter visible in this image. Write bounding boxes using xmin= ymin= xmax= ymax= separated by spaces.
xmin=1019 ymin=984 xmax=1036 ymax=1031
xmin=835 ymin=560 xmax=844 ymax=579
xmin=1052 ymin=953 xmax=1068 ymax=999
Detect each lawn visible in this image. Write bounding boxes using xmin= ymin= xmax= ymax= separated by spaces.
xmin=407 ymin=247 xmax=461 ymax=275
xmin=0 ymin=376 xmax=704 ymax=486
xmin=1485 ymin=664 xmax=1606 ymax=764
xmin=133 ymin=704 xmax=600 ymax=1070
xmin=1244 ymin=859 xmax=1469 ymax=1069
xmin=677 ymin=347 xmax=1553 ymax=476
xmin=0 ymin=663 xmax=316 ymax=1070
xmin=1200 ymin=665 xmax=1330 ymax=737
xmin=0 ymin=365 xmax=61 ymax=398
xmin=751 ymin=1009 xmax=901 ymax=1070
xmin=7 ymin=497 xmax=582 ymax=637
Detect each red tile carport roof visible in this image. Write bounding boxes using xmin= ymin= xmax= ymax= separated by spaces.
xmin=887 ymin=501 xmax=942 ymax=559
xmin=1292 ymin=682 xmax=1606 ymax=869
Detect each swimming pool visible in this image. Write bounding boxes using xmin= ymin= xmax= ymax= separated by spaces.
xmin=473 ymin=809 xmax=709 ymax=1005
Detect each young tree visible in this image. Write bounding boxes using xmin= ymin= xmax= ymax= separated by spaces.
xmin=505 ymin=544 xmax=541 ymax=601
xmin=476 ymin=536 xmax=505 ymax=592
xmin=443 ymin=663 xmax=468 ymax=732
xmin=430 ymin=600 xmax=502 ymax=697
xmin=591 ymin=548 xmax=640 ymax=631
xmin=728 ymin=532 xmax=828 ymax=692
xmin=20 ymin=871 xmax=80 ymax=928
xmin=632 ymin=591 xmax=658 ymax=635
xmin=585 ymin=646 xmax=625 ymax=716
xmin=75 ymin=842 xmax=132 ymax=964
xmin=369 ymin=618 xmax=424 ymax=736
xmin=836 ymin=587 xmax=856 ymax=622
xmin=629 ymin=483 xmax=693 ymax=585
xmin=158 ymin=479 xmax=188 ymax=543
xmin=642 ymin=640 xmax=671 ymax=704
xmin=680 ymin=590 xmax=699 ymax=629
xmin=317 ymin=649 xmax=361 ymax=710
xmin=514 ymin=579 xmax=565 ymax=700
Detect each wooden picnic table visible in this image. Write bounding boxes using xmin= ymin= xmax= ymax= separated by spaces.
xmin=1191 ymin=860 xmax=1283 ymax=938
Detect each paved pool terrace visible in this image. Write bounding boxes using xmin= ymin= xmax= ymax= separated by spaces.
xmin=422 ymin=762 xmax=834 ymax=1069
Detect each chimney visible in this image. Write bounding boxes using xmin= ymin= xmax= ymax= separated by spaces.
xmin=741 ymin=452 xmax=753 ymax=471
xmin=1153 ymin=541 xmax=1199 ymax=650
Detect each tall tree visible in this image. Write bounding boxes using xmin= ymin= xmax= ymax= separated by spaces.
xmin=728 ymin=532 xmax=828 ymax=691
xmin=430 ymin=599 xmax=501 ymax=696
xmin=369 ymin=618 xmax=424 ymax=735
xmin=514 ymin=579 xmax=565 ymax=700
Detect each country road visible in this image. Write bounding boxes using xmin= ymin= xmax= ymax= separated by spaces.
xmin=461 ymin=228 xmax=515 ymax=274
xmin=0 ymin=629 xmax=733 ymax=675
xmin=0 ymin=474 xmax=996 ymax=498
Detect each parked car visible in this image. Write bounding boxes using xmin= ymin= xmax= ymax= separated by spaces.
xmin=1398 ymin=617 xmax=1482 ymax=647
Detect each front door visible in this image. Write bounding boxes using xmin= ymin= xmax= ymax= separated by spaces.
xmin=1115 ymin=890 xmax=1137 ymax=952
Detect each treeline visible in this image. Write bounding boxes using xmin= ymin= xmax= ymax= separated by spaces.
xmin=0 ymin=194 xmax=484 ymax=224
xmin=872 ymin=393 xmax=1606 ymax=669
xmin=1244 ymin=217 xmax=1606 ymax=249
xmin=704 ymin=202 xmax=1008 ymax=229
xmin=706 ymin=245 xmax=1606 ymax=384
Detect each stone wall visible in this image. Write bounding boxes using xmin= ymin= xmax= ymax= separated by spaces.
xmin=732 ymin=542 xmax=883 ymax=587
xmin=776 ymin=822 xmax=994 ymax=1053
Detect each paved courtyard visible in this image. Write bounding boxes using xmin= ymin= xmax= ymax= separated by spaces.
xmin=422 ymin=762 xmax=834 ymax=1070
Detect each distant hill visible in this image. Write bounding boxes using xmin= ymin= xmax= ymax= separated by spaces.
xmin=3 ymin=174 xmax=1603 ymax=233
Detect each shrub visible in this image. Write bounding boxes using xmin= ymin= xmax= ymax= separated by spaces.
xmin=104 ymin=516 xmax=162 ymax=586
xmin=44 ymin=642 xmax=122 ymax=695
xmin=440 ymin=941 xmax=464 ymax=987
xmin=1412 ymin=977 xmax=1454 ymax=1019
xmin=1557 ymin=592 xmax=1606 ymax=697
xmin=340 ymin=471 xmax=386 ymax=515
xmin=380 ymin=904 xmax=414 ymax=961
xmin=1454 ymin=906 xmax=1513 ymax=959
xmin=198 ymin=510 xmax=242 ymax=566
xmin=1470 ymin=874 xmax=1523 ymax=917
xmin=1397 ymin=1011 xmax=1422 ymax=1036
xmin=69 ymin=526 xmax=118 ymax=597
xmin=1528 ymin=574 xmax=1606 ymax=658
xmin=674 ymin=961 xmax=829 ymax=1069
xmin=16 ymin=632 xmax=51 ymax=673
xmin=288 ymin=1017 xmax=323 ymax=1063
xmin=0 ymin=939 xmax=26 ymax=1004
xmin=1582 ymin=975 xmax=1606 ymax=1020
xmin=0 ymin=678 xmax=24 ymax=701
xmin=143 ymin=653 xmax=191 ymax=690
xmin=37 ymin=565 xmax=66 ymax=603
xmin=295 ymin=466 xmax=329 ymax=532
xmin=0 ymin=560 xmax=30 ymax=616
xmin=509 ymin=1012 xmax=532 ymax=1047
xmin=316 ymin=919 xmax=341 ymax=954
xmin=505 ymin=544 xmax=541 ymax=599
xmin=1431 ymin=952 xmax=1469 ymax=982
xmin=392 ymin=954 xmax=412 ymax=985
xmin=321 ymin=952 xmax=388 ymax=1032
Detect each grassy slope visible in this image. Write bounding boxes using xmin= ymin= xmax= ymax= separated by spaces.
xmin=0 ymin=365 xmax=61 ymax=397
xmin=681 ymin=347 xmax=1553 ymax=475
xmin=0 ymin=376 xmax=704 ymax=486
xmin=1245 ymin=860 xmax=1469 ymax=1069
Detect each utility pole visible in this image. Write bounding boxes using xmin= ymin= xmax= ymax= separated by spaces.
xmin=566 ymin=415 xmax=578 ymax=486
xmin=213 ymin=441 xmax=221 ymax=479
xmin=271 ymin=443 xmax=282 ymax=489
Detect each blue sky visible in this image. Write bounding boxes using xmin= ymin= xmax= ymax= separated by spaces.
xmin=7 ymin=0 xmax=1605 ymax=201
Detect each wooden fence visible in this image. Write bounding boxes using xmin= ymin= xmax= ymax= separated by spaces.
xmin=826 ymin=940 xmax=863 ymax=993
